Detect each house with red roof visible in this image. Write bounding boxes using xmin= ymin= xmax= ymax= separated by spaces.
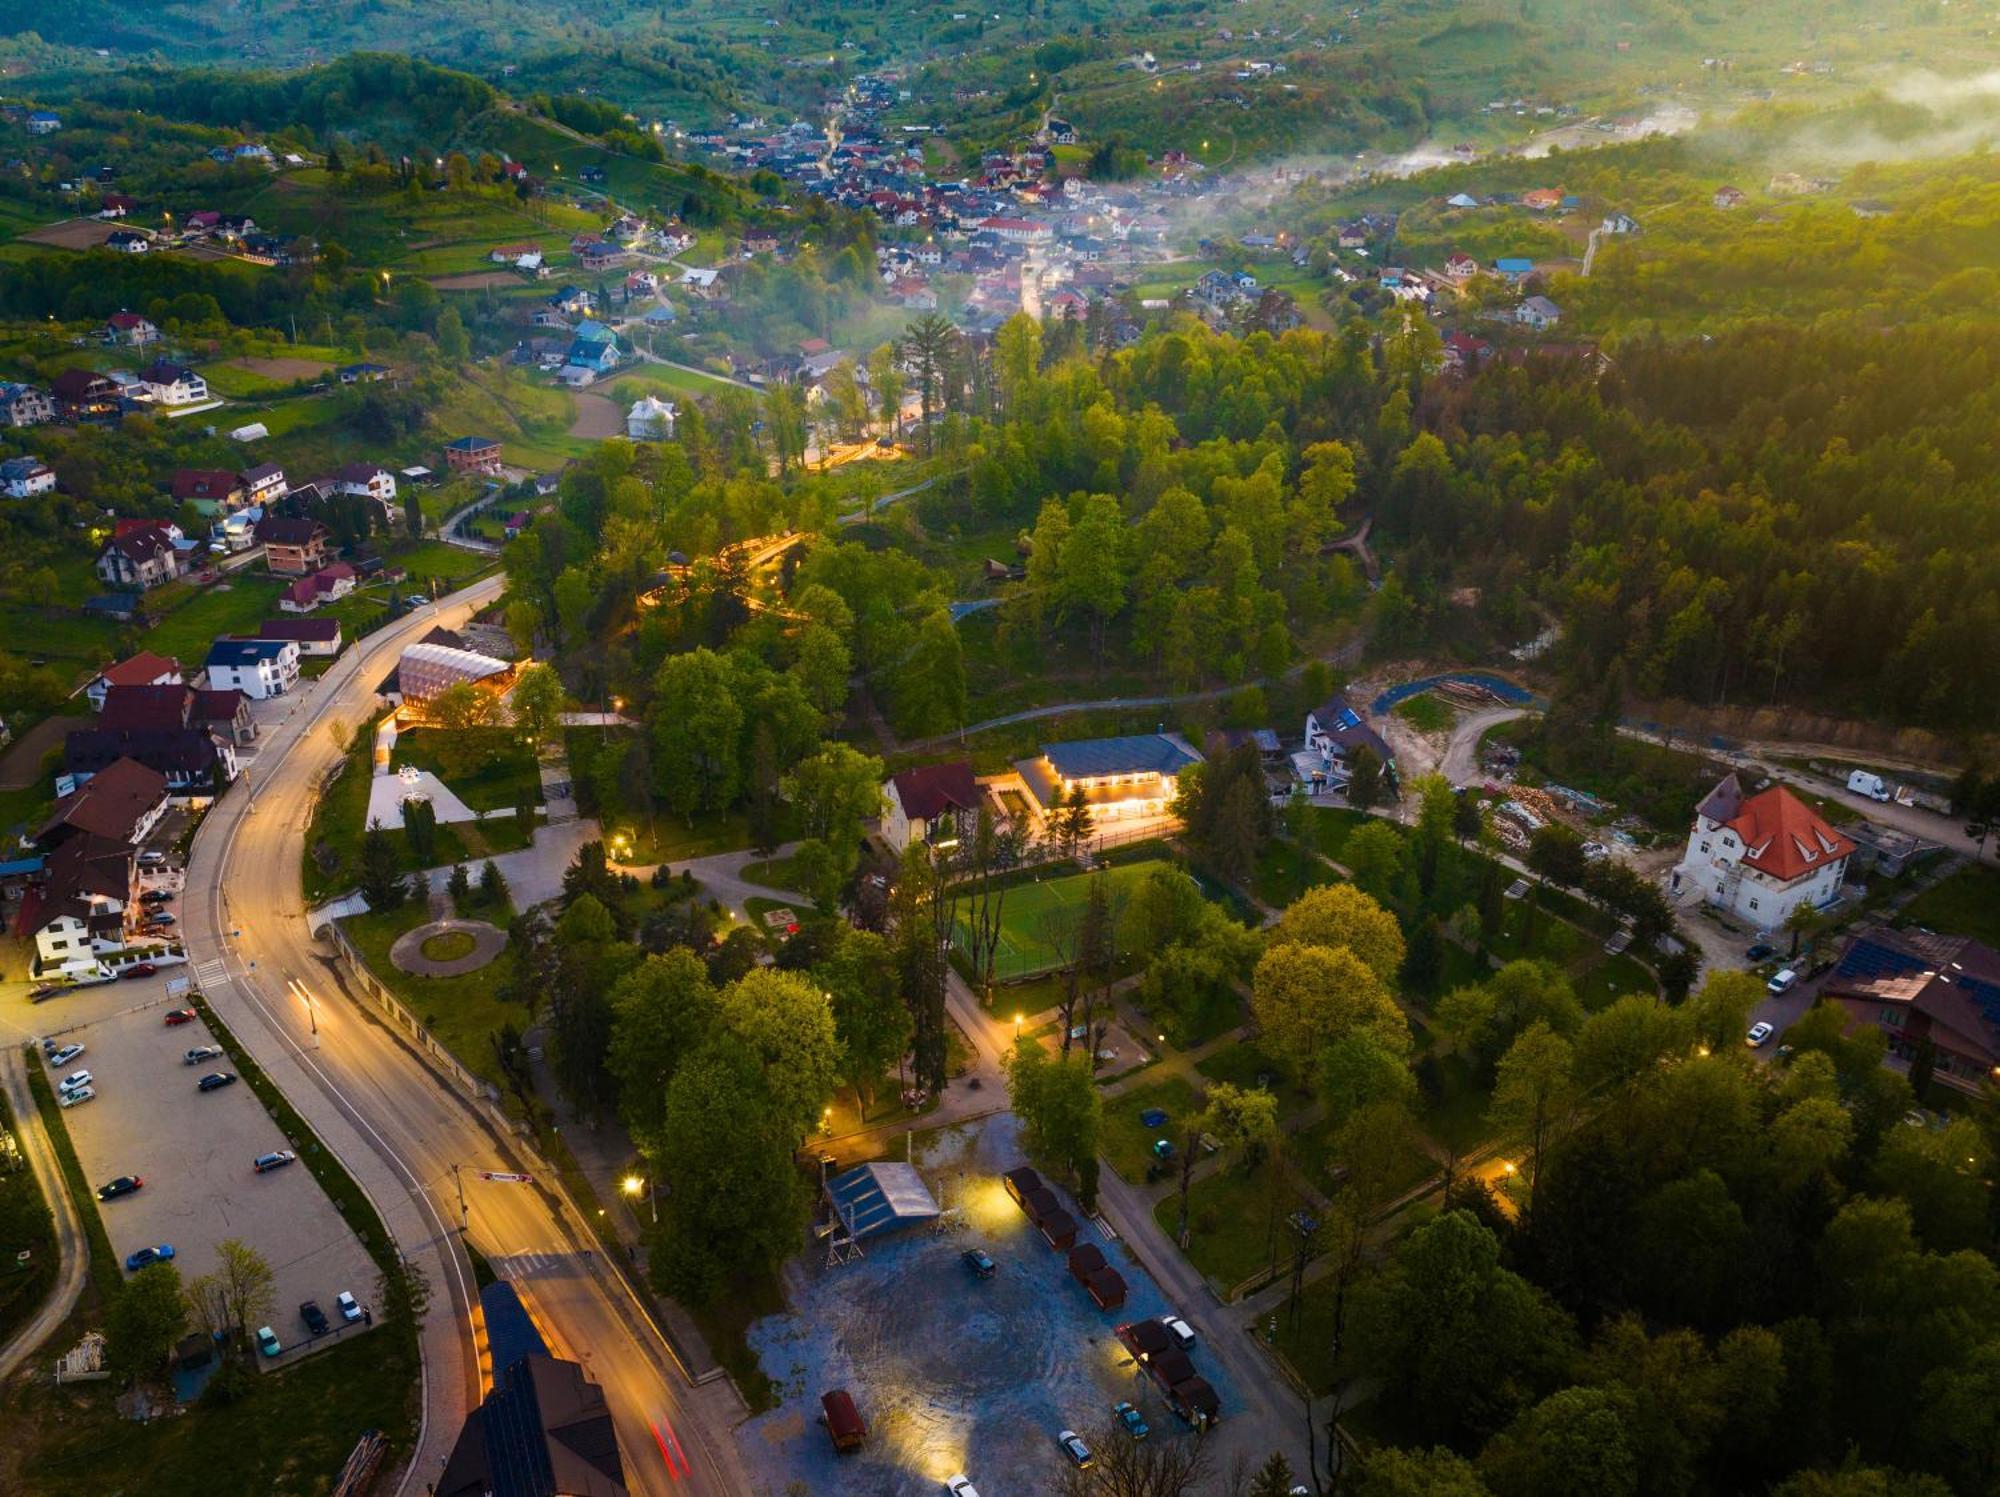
xmin=882 ymin=761 xmax=982 ymax=852
xmin=1823 ymin=926 xmax=2000 ymax=1094
xmin=87 ymin=651 xmax=182 ymax=710
xmin=278 ymin=560 xmax=358 ymax=613
xmin=1670 ymin=774 xmax=1855 ymax=931
xmin=102 ymin=310 xmax=159 ymax=346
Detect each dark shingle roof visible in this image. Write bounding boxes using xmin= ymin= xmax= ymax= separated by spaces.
xmin=1039 ymin=734 xmax=1200 ymax=781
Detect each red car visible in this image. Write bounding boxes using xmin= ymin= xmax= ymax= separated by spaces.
xmin=122 ymin=962 xmax=159 ymax=980
xmin=164 ymin=1008 xmax=198 ymax=1026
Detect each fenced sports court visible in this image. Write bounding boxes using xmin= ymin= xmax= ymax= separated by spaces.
xmin=952 ymin=857 xmax=1168 ymax=981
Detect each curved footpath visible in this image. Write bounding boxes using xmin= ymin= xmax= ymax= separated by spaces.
xmin=0 ymin=1049 xmax=89 ymax=1384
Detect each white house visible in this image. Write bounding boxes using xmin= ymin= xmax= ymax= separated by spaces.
xmin=331 ymin=462 xmax=397 ymax=505
xmin=0 ymin=456 xmax=56 ymax=498
xmin=138 ymin=361 xmax=209 ymax=405
xmin=203 ymin=638 xmax=300 ymax=700
xmin=1669 ymin=774 xmax=1855 ymax=931
xmin=87 ymin=651 xmax=183 ymax=710
xmin=1516 ymin=295 xmax=1562 ymax=330
xmin=626 ymin=395 xmax=678 ymax=441
xmin=882 ymin=761 xmax=979 ymax=853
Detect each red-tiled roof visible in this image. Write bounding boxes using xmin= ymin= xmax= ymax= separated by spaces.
xmin=38 ymin=756 xmax=167 ymax=845
xmin=890 ymin=762 xmax=980 ymax=822
xmin=99 ymin=651 xmax=181 ymax=687
xmin=1728 ymin=786 xmax=1856 ymax=883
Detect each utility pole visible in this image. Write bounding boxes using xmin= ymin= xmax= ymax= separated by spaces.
xmin=452 ymin=1163 xmax=468 ymax=1232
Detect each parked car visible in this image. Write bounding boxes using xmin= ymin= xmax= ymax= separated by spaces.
xmin=96 ymin=1175 xmax=143 ymax=1200
xmin=256 ymin=1326 xmax=281 ymax=1357
xmin=47 ymin=1043 xmax=84 ymax=1068
xmin=1767 ymin=969 xmax=1799 ymax=996
xmin=300 ymin=1300 xmax=330 ymax=1336
xmin=945 ymin=1478 xmax=980 ymax=1497
xmin=137 ymin=851 xmax=168 ymax=867
xmin=1747 ymin=1022 xmax=1775 ymax=1047
xmin=183 ymin=1046 xmax=223 ymax=1065
xmin=58 ymin=1086 xmax=95 ymax=1109
xmin=1745 ymin=943 xmax=1775 ymax=962
xmin=253 ymin=1150 xmax=296 ymax=1173
xmin=57 ymin=1070 xmax=93 ymax=1094
xmin=336 ymin=1290 xmax=363 ymax=1323
xmin=196 ymin=1071 xmax=237 ymax=1093
xmin=1058 ymin=1431 xmax=1094 ymax=1469
xmin=141 ymin=889 xmax=173 ymax=905
xmin=122 ymin=962 xmax=158 ymax=980
xmin=1160 ymin=1314 xmax=1196 ymax=1351
xmin=962 ymin=1247 xmax=996 ymax=1280
xmin=146 ymin=913 xmax=176 ymax=926
xmin=164 ymin=1008 xmax=197 ymax=1025
xmin=125 ymin=1244 xmax=175 ymax=1272
xmin=1113 ymin=1401 xmax=1149 ymax=1440
xmin=30 ymin=984 xmax=67 ymax=1002
xmin=405 ymin=593 xmax=430 ymax=606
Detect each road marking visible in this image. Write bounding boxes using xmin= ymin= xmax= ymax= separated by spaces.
xmin=193 ymin=958 xmax=231 ymax=989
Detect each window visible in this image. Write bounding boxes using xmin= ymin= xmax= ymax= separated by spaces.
xmin=1748 ymin=898 xmax=1759 ymax=911
xmin=1699 ymin=841 xmax=1711 ymax=854
xmin=1880 ymin=1007 xmax=1904 ymax=1028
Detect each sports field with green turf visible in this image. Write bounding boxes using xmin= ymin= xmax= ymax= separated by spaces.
xmin=953 ymin=858 xmax=1166 ymax=980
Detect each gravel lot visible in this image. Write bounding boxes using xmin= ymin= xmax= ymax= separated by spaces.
xmin=737 ymin=1113 xmax=1235 ymax=1497
xmin=25 ymin=971 xmax=379 ymax=1362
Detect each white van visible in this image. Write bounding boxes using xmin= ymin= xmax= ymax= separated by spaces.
xmin=1768 ymin=969 xmax=1799 ymax=996
xmin=1847 ymin=770 xmax=1891 ymax=802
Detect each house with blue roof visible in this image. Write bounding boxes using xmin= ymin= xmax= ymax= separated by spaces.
xmin=27 ymin=111 xmax=60 ymax=136
xmin=564 ymin=321 xmax=621 ymax=376
xmin=1304 ymin=693 xmax=1394 ymax=786
xmin=203 ymin=637 xmax=299 ymax=700
xmin=1013 ymin=733 xmax=1203 ymax=820
xmin=1493 ymin=257 xmax=1536 ymax=281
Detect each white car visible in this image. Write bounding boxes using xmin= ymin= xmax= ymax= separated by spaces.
xmin=336 ymin=1290 xmax=363 ymax=1323
xmin=1767 ymin=969 xmax=1799 ymax=996
xmin=58 ymin=1086 xmax=96 ymax=1109
xmin=945 ymin=1478 xmax=980 ymax=1497
xmin=1058 ymin=1430 xmax=1094 ymax=1469
xmin=57 ymin=1070 xmax=94 ymax=1094
xmin=1160 ymin=1314 xmax=1196 ymax=1351
xmin=47 ymin=1043 xmax=85 ymax=1068
xmin=1746 ymin=1022 xmax=1775 ymax=1047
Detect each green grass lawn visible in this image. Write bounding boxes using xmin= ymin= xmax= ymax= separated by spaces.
xmin=1902 ymin=863 xmax=2000 ymax=947
xmin=953 ymin=859 xmax=1169 ymax=981
xmin=1306 ymin=807 xmax=1371 ymax=866
xmin=339 ymin=904 xmax=519 ymax=1089
xmin=1255 ymin=837 xmax=1340 ymax=909
xmin=386 ymin=540 xmax=503 ymax=590
xmin=1574 ymin=951 xmax=1659 ymax=1011
xmin=1392 ymin=693 xmax=1456 ymax=734
xmin=1412 ymin=1042 xmax=1494 ymax=1159
xmin=389 ymin=729 xmax=542 ymax=812
xmin=1156 ymin=1163 xmax=1312 ymax=1294
xmin=1099 ymin=1075 xmax=1202 ymax=1184
xmin=741 ymin=851 xmax=810 ymax=894
xmin=134 ymin=573 xmax=292 ymax=666
xmin=1194 ymin=1039 xmax=1285 ymax=1093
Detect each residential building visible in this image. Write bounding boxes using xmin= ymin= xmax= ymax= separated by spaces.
xmin=100 ymin=682 xmax=257 ymax=746
xmin=1669 ymin=774 xmax=1855 ymax=930
xmin=102 ymin=310 xmax=159 ymax=345
xmin=253 ymin=617 xmax=342 ymax=658
xmin=26 ymin=110 xmax=60 ymax=135
xmin=17 ymin=834 xmax=133 ymax=976
xmin=1712 ymin=185 xmax=1747 ymax=209
xmin=1442 ymin=251 xmax=1479 ymax=281
xmin=240 ymin=462 xmax=286 ymax=506
xmin=0 ymin=456 xmax=56 ymax=498
xmin=1823 ymin=926 xmax=2000 ymax=1094
xmin=50 ymin=368 xmax=121 ymax=421
xmin=626 ymin=396 xmax=677 ymax=441
xmin=397 ymin=641 xmax=509 ymax=706
xmin=278 ymin=561 xmax=358 ymax=613
xmin=1493 ymin=257 xmax=1535 ymax=281
xmin=882 ymin=761 xmax=981 ymax=852
xmin=1304 ymin=694 xmax=1394 ymax=784
xmin=0 ymin=382 xmax=57 ymax=426
xmin=337 ymin=362 xmax=391 ymax=384
xmin=172 ymin=469 xmax=245 ymax=506
xmin=444 ymin=435 xmax=503 ymax=475
xmin=1013 ymin=734 xmax=1202 ymax=820
xmin=1516 ymin=295 xmax=1563 ymax=330
xmin=331 ymin=462 xmax=396 ymax=505
xmin=138 ymin=360 xmax=209 ymax=405
xmin=203 ymin=638 xmax=299 ymax=700
xmin=565 ymin=322 xmax=621 ymax=377
xmin=37 ymin=757 xmax=169 ymax=850
xmin=95 ymin=522 xmax=184 ymax=590
xmin=64 ymin=725 xmax=238 ymax=788
xmin=87 ymin=651 xmax=182 ymax=710
xmin=255 ymin=516 xmax=330 ymax=575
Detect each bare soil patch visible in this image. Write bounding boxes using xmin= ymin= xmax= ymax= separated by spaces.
xmin=0 ymin=715 xmax=90 ymax=788
xmin=227 ymin=355 xmax=331 ymax=381
xmin=20 ymin=218 xmax=118 ymax=250
xmin=568 ymin=390 xmax=623 ymax=440
xmin=427 ymin=270 xmax=520 ymax=291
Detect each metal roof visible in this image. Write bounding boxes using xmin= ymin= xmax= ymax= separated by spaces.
xmin=826 ymin=1162 xmax=940 ymax=1240
xmin=1038 ymin=734 xmax=1201 ymax=781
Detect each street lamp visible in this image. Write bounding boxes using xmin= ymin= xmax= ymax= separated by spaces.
xmin=622 ymin=1173 xmax=656 ymax=1224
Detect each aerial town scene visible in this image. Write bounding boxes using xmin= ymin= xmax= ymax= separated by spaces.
xmin=0 ymin=2 xmax=1998 ymax=1495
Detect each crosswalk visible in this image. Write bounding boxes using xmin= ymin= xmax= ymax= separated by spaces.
xmin=192 ymin=957 xmax=231 ymax=990
xmin=493 ymin=1250 xmax=566 ymax=1279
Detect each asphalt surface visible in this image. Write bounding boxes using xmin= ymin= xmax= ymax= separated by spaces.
xmin=25 ymin=976 xmax=377 ymax=1365
xmin=178 ymin=578 xmax=749 ymax=1497
xmin=0 ymin=1048 xmax=87 ymax=1382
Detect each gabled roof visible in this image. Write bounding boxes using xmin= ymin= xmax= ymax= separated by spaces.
xmin=99 ymin=684 xmax=192 ymax=733
xmin=172 ymin=468 xmax=241 ymax=500
xmin=38 ymin=757 xmax=167 ymax=846
xmin=206 ymin=638 xmax=291 ymax=668
xmin=890 ymin=761 xmax=980 ymax=822
xmin=1827 ymin=926 xmax=2000 ymax=1068
xmin=98 ymin=651 xmax=181 ymax=687
xmin=826 ymin=1162 xmax=941 ymax=1240
xmin=36 ymin=832 xmax=131 ymax=922
xmin=1725 ymin=784 xmax=1855 ymax=882
xmin=256 ymin=617 xmax=340 ymax=642
xmin=255 ymin=515 xmax=328 ymax=546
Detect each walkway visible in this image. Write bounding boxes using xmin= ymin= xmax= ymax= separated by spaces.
xmin=389 ymin=919 xmax=507 ymax=977
xmin=0 ymin=1047 xmax=89 ymax=1384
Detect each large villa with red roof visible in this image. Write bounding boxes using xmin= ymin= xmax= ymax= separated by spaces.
xmin=1670 ymin=773 xmax=1856 ymax=931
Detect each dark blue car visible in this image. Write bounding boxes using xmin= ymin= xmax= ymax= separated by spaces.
xmin=125 ymin=1244 xmax=175 ymax=1272
xmin=962 ymin=1247 xmax=996 ymax=1279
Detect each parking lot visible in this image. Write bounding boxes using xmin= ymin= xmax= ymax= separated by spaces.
xmin=16 ymin=969 xmax=379 ymax=1364
xmin=736 ymin=1113 xmax=1235 ymax=1497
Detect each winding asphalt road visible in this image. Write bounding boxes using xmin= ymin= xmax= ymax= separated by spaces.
xmin=0 ymin=1049 xmax=88 ymax=1384
xmin=180 ymin=577 xmax=747 ymax=1496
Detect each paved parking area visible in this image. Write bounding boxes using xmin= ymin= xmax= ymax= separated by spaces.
xmin=736 ymin=1113 xmax=1235 ymax=1496
xmin=18 ymin=972 xmax=378 ymax=1364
